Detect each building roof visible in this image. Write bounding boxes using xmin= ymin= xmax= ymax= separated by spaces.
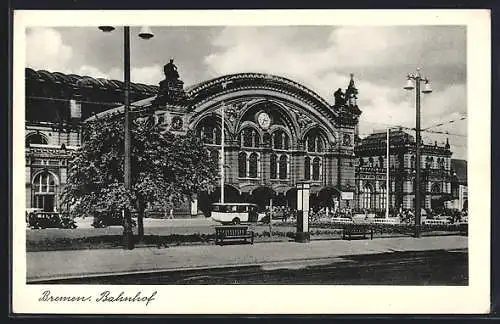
xmin=26 ymin=68 xmax=159 ymax=94
xmin=355 ymin=129 xmax=452 ymax=156
xmin=451 ymin=159 xmax=467 ymax=184
xmin=25 ymin=68 xmax=160 ymax=123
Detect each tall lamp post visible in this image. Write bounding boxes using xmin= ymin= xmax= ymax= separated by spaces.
xmin=404 ymin=68 xmax=432 ymax=238
xmin=98 ymin=26 xmax=154 ymax=249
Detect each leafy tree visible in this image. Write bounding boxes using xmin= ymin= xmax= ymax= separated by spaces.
xmin=61 ymin=113 xmax=218 ymax=239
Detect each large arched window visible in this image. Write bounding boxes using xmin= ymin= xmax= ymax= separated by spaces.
xmin=305 ymin=130 xmax=325 ymax=153
xmin=270 ymin=154 xmax=278 ymax=179
xmin=272 ymin=130 xmax=289 ymax=150
xmin=410 ymin=155 xmax=415 ymax=169
xmin=26 ymin=133 xmax=48 ymax=146
xmin=379 ymin=183 xmax=387 ymax=210
xmin=359 ymin=158 xmax=364 ymax=167
xmin=360 ymin=183 xmax=373 ymax=210
xmin=249 ymin=153 xmax=258 ymax=178
xmin=32 ymin=172 xmax=57 ymax=212
xmin=241 ymin=128 xmax=260 ymax=148
xmin=33 ymin=172 xmax=56 ymax=193
xmin=317 ymin=139 xmax=323 ymax=153
xmin=274 ymin=132 xmax=282 ymax=150
xmin=304 ymin=156 xmax=311 ymax=180
xmin=368 ymin=157 xmax=374 ymax=168
xmin=242 ymin=129 xmax=252 ymax=147
xmin=307 ymin=137 xmax=316 ymax=152
xmin=199 ymin=125 xmax=221 ymax=145
xmin=312 ymin=157 xmax=320 ymax=180
xmin=253 ymin=130 xmax=260 ymax=147
xmin=279 ymin=155 xmax=288 ymax=179
xmin=238 ymin=152 xmax=247 ymax=178
xmin=431 ymin=183 xmax=441 ymax=193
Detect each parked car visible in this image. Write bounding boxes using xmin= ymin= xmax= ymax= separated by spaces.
xmin=28 ymin=212 xmax=77 ymax=229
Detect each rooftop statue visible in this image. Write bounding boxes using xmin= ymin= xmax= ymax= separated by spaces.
xmin=163 ymin=58 xmax=180 ymax=81
xmin=155 ymin=58 xmax=186 ymax=107
xmin=334 ymin=88 xmax=345 ymax=107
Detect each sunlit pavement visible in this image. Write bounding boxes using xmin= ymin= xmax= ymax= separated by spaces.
xmin=27 ymin=235 xmax=467 ymax=283
xmin=33 ymin=249 xmax=467 ymax=285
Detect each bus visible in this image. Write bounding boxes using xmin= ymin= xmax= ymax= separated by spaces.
xmin=211 ymin=203 xmax=266 ymax=225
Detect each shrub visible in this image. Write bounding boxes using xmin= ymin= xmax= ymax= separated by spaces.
xmin=27 ymin=212 xmax=77 ymax=229
xmin=92 ymin=211 xmax=137 ymax=228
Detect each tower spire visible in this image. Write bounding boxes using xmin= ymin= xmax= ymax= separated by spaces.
xmin=345 ymin=73 xmax=358 ymax=106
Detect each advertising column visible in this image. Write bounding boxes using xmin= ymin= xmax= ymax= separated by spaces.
xmin=296 ymin=181 xmax=310 ymax=243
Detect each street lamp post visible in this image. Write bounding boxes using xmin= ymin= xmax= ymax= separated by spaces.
xmin=404 ymin=68 xmax=432 ymax=238
xmin=99 ymin=26 xmax=154 ymax=249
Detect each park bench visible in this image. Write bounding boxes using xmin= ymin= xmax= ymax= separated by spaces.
xmin=215 ymin=225 xmax=254 ymax=246
xmin=342 ymin=224 xmax=373 ymax=240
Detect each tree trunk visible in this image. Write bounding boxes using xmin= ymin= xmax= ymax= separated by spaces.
xmin=137 ymin=198 xmax=145 ymax=240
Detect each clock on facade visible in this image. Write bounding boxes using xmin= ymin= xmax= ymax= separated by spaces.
xmin=256 ymin=111 xmax=272 ymax=130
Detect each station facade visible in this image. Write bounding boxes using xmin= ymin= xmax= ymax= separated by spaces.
xmin=25 ymin=67 xmax=361 ymax=215
xmin=25 ymin=66 xmax=466 ymax=216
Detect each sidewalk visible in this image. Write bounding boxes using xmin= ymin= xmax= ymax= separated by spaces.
xmin=27 ymin=235 xmax=467 ymax=282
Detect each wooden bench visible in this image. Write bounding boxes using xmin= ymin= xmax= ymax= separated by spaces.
xmin=342 ymin=225 xmax=373 ymax=240
xmin=215 ymin=225 xmax=254 ymax=245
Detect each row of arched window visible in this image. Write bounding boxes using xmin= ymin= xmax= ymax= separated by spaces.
xmin=238 ymin=152 xmax=260 ymax=178
xmin=211 ymin=149 xmax=323 ymax=181
xmin=197 ymin=125 xmax=326 ymax=153
xmin=359 ymin=156 xmax=386 ymax=168
xmin=304 ymin=156 xmax=321 ymax=181
xmin=425 ymin=156 xmax=446 ymax=169
xmin=359 ymin=183 xmax=387 ymax=210
xmin=358 ymin=155 xmax=448 ymax=170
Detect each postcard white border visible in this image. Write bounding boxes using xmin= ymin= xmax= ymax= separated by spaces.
xmin=12 ymin=9 xmax=491 ymax=314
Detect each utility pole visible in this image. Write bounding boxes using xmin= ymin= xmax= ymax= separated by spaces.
xmin=404 ymin=68 xmax=432 ymax=238
xmin=386 ymin=128 xmax=390 ymax=219
xmin=220 ymin=102 xmax=225 ymax=204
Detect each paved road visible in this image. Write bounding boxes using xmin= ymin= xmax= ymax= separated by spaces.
xmin=31 ymin=249 xmax=467 ymax=285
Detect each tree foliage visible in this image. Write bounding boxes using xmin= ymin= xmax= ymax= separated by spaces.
xmin=61 ymin=113 xmax=219 ymax=220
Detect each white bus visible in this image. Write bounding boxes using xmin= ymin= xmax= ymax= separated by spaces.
xmin=211 ymin=203 xmax=266 ymax=225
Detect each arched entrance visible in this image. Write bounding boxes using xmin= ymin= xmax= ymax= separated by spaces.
xmin=249 ymin=186 xmax=276 ymax=212
xmin=285 ymin=188 xmax=297 ymax=210
xmin=198 ymin=185 xmax=241 ymax=217
xmin=311 ymin=187 xmax=340 ymax=212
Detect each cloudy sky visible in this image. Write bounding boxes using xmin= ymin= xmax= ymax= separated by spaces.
xmin=25 ymin=25 xmax=467 ymax=159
